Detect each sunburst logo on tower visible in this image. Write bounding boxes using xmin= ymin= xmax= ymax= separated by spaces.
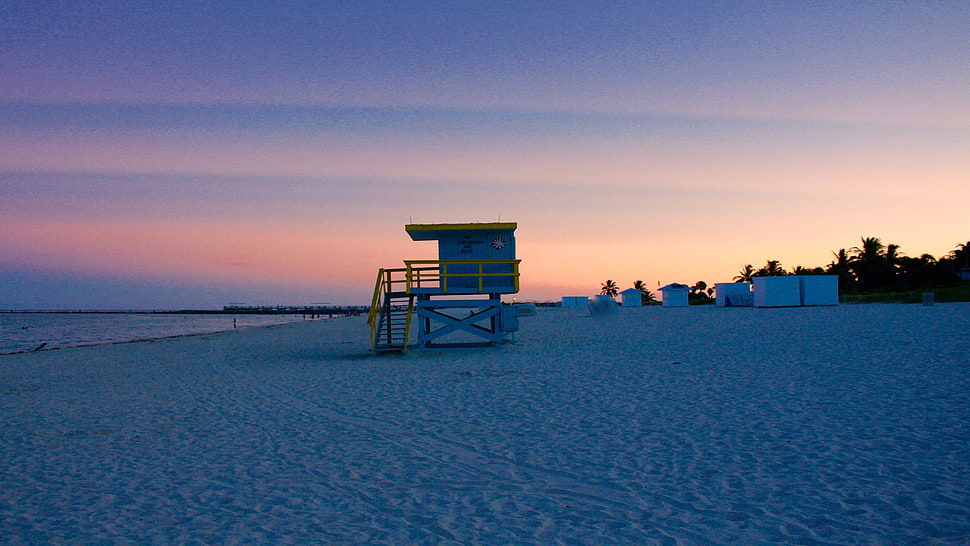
xmin=492 ymin=237 xmax=506 ymax=250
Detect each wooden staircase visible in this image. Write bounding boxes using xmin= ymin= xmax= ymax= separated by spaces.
xmin=372 ymin=292 xmax=413 ymax=352
xmin=368 ymin=268 xmax=413 ymax=353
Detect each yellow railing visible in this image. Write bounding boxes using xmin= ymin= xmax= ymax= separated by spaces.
xmin=403 ymin=260 xmax=521 ymax=293
xmin=369 ymin=260 xmax=520 ymax=351
xmin=368 ymin=268 xmax=409 ymax=351
xmin=367 ymin=269 xmax=385 ymax=351
xmin=367 ymin=268 xmax=385 ymax=335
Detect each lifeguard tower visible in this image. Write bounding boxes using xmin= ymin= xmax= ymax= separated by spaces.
xmin=368 ymin=222 xmax=521 ymax=352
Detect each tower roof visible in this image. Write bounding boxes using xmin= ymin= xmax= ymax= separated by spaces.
xmin=405 ymin=222 xmax=516 ymax=241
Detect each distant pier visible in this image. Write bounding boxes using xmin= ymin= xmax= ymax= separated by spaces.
xmin=218 ymin=305 xmax=364 ymax=317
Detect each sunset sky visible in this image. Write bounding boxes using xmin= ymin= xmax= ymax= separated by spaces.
xmin=2 ymin=2 xmax=968 ymax=309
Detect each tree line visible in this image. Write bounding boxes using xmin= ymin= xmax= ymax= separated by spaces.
xmin=601 ymin=237 xmax=969 ymax=301
xmin=734 ymin=237 xmax=969 ymax=293
xmin=599 ymin=279 xmax=661 ymax=304
xmin=600 ymin=279 xmax=709 ymax=304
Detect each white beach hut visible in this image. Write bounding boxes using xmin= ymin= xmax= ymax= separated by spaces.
xmin=561 ymin=296 xmax=589 ymax=308
xmin=752 ymin=276 xmax=801 ymax=307
xmin=658 ymin=283 xmax=690 ymax=307
xmin=715 ymin=282 xmax=754 ymax=307
xmin=619 ymin=288 xmax=644 ymax=307
xmin=798 ymin=275 xmax=839 ymax=306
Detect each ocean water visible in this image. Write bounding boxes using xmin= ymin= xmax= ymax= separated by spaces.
xmin=0 ymin=312 xmax=314 ymax=354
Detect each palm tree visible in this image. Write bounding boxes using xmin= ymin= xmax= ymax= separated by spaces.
xmin=885 ymin=244 xmax=903 ymax=287
xmin=791 ymin=265 xmax=824 ymax=275
xmin=601 ymin=279 xmax=619 ymax=298
xmin=945 ymin=242 xmax=970 ymax=280
xmin=690 ymin=281 xmax=710 ymax=300
xmin=827 ymin=249 xmax=852 ymax=270
xmin=897 ymin=254 xmax=937 ymax=287
xmin=852 ymin=236 xmax=885 ymax=261
xmin=849 ymin=236 xmax=899 ymax=290
xmin=632 ymin=280 xmax=658 ymax=304
xmin=885 ymin=244 xmax=902 ymax=264
xmin=734 ymin=264 xmax=754 ymax=283
xmin=849 ymin=236 xmax=884 ymax=288
xmin=948 ymin=242 xmax=970 ymax=266
xmin=826 ymin=248 xmax=855 ymax=291
xmin=932 ymin=242 xmax=966 ymax=281
xmin=755 ymin=259 xmax=787 ymax=277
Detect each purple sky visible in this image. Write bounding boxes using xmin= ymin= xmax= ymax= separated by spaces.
xmin=1 ymin=2 xmax=968 ymax=309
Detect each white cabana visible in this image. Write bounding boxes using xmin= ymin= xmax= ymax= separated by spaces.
xmin=715 ymin=282 xmax=754 ymax=307
xmin=561 ymin=296 xmax=589 ymax=308
xmin=658 ymin=283 xmax=690 ymax=307
xmin=619 ymin=288 xmax=644 ymax=307
xmin=753 ymin=276 xmax=802 ymax=307
xmin=799 ymin=275 xmax=839 ymax=306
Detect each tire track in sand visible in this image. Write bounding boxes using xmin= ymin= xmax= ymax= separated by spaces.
xmin=213 ymin=358 xmax=667 ymax=540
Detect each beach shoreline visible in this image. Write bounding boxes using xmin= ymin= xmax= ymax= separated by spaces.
xmin=0 ymin=312 xmax=328 ymax=355
xmin=2 ymin=304 xmax=968 ymax=543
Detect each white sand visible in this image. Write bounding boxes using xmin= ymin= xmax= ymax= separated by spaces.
xmin=2 ymin=304 xmax=969 ymax=543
